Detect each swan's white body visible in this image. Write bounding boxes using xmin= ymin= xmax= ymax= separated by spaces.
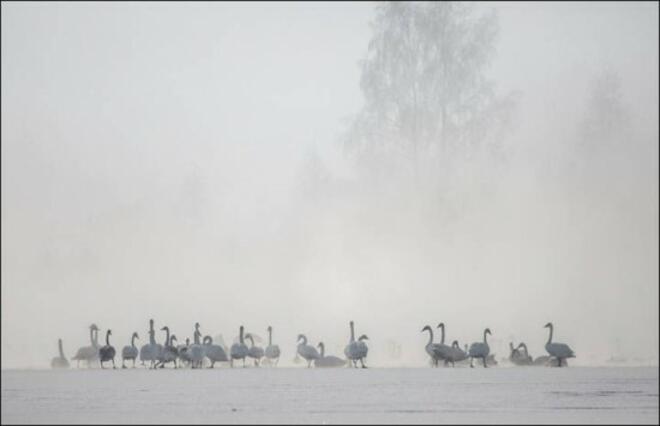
xmin=544 ymin=323 xmax=575 ymax=367
xmin=344 ymin=321 xmax=367 ymax=368
xmin=509 ymin=342 xmax=533 ymax=366
xmin=264 ymin=326 xmax=281 ymax=366
xmin=444 ymin=341 xmax=469 ymax=367
xmin=315 ymin=342 xmax=346 ymax=368
xmin=121 ymin=333 xmax=139 ymax=368
xmin=157 ymin=328 xmax=179 ymax=368
xmin=51 ymin=339 xmax=70 ymax=369
xmin=297 ymin=334 xmax=320 ymax=367
xmin=202 ymin=336 xmax=228 ymax=367
xmin=139 ymin=320 xmax=162 ymax=368
xmin=189 ymin=323 xmax=205 ymax=369
xmin=99 ymin=329 xmax=116 ymax=369
xmin=245 ymin=334 xmax=265 ymax=366
xmin=72 ymin=324 xmax=100 ymax=368
xmin=230 ymin=326 xmax=249 ymax=367
xmin=421 ymin=326 xmax=444 ymax=367
xmin=468 ymin=328 xmax=492 ymax=368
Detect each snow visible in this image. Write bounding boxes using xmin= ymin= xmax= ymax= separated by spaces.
xmin=2 ymin=367 xmax=658 ymax=424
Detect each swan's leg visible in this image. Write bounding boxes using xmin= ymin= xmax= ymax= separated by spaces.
xmin=483 ymin=357 xmax=487 ymax=368
xmin=243 ymin=358 xmax=246 ymax=368
xmin=122 ymin=359 xmax=126 ymax=369
xmin=100 ymin=360 xmax=105 ymax=369
xmin=360 ymin=358 xmax=367 ymax=368
xmin=470 ymin=357 xmax=474 ymax=368
xmin=112 ymin=358 xmax=116 ymax=369
xmin=133 ymin=358 xmax=136 ymax=368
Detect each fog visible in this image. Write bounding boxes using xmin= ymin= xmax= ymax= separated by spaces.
xmin=1 ymin=2 xmax=658 ymax=369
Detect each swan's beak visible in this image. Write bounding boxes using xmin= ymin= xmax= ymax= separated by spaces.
xmin=543 ymin=323 xmax=551 ymax=328
xmin=437 ymin=323 xmax=444 ymax=328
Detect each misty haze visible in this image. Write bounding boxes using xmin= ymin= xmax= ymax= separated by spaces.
xmin=1 ymin=1 xmax=658 ymax=424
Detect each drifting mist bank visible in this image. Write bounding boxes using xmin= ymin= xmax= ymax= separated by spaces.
xmin=1 ymin=2 xmax=658 ymax=368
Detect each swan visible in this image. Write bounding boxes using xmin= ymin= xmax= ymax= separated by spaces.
xmin=189 ymin=322 xmax=205 ymax=369
xmin=121 ymin=332 xmax=139 ymax=368
xmin=72 ymin=324 xmax=100 ymax=368
xmin=264 ymin=326 xmax=281 ymax=366
xmin=343 ymin=321 xmax=362 ymax=368
xmin=203 ymin=335 xmax=229 ymax=368
xmin=544 ymin=322 xmax=575 ymax=367
xmin=178 ymin=337 xmax=192 ymax=367
xmin=468 ymin=328 xmax=492 ymax=368
xmin=356 ymin=334 xmax=369 ymax=368
xmin=139 ymin=319 xmax=162 ymax=369
xmin=421 ymin=326 xmax=444 ymax=367
xmin=99 ymin=329 xmax=116 ymax=369
xmin=296 ymin=334 xmax=320 ymax=367
xmin=51 ymin=339 xmax=70 ymax=369
xmin=229 ymin=325 xmax=249 ymax=368
xmin=314 ymin=342 xmax=346 ymax=368
xmin=444 ymin=340 xmax=469 ymax=367
xmin=245 ymin=333 xmax=265 ymax=367
xmin=436 ymin=323 xmax=455 ymax=365
xmin=509 ymin=342 xmax=533 ymax=366
xmin=156 ymin=326 xmax=178 ymax=368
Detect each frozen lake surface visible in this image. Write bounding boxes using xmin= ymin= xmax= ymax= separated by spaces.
xmin=2 ymin=367 xmax=658 ymax=424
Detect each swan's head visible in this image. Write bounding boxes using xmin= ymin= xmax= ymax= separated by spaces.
xmin=107 ymin=329 xmax=112 ymax=336
xmin=203 ymin=335 xmax=212 ymax=344
xmin=133 ymin=332 xmax=139 ymax=339
xmin=317 ymin=342 xmax=324 ymax=349
xmin=170 ymin=335 xmax=177 ymax=344
xmin=160 ymin=326 xmax=169 ymax=331
xmin=358 ymin=334 xmax=369 ymax=341
xmin=516 ymin=343 xmax=525 ymax=349
xmin=149 ymin=319 xmax=154 ymax=325
xmin=350 ymin=320 xmax=354 ymax=326
xmin=485 ymin=328 xmax=492 ymax=335
xmin=185 ymin=338 xmax=190 ymax=345
xmin=297 ymin=334 xmax=305 ymax=342
xmin=267 ymin=326 xmax=272 ymax=332
xmin=452 ymin=340 xmax=459 ymax=347
xmin=421 ymin=325 xmax=432 ymax=333
xmin=245 ymin=333 xmax=251 ymax=339
xmin=90 ymin=324 xmax=99 ymax=331
xmin=543 ymin=322 xmax=552 ymax=328
xmin=437 ymin=322 xmax=445 ymax=329
xmin=195 ymin=322 xmax=200 ymax=329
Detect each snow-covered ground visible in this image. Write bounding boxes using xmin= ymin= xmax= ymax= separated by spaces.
xmin=2 ymin=367 xmax=658 ymax=424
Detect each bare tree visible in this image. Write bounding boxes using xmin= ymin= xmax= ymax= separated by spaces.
xmin=345 ymin=2 xmax=516 ymax=180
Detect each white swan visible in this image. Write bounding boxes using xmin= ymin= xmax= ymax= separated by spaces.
xmin=245 ymin=333 xmax=265 ymax=367
xmin=343 ymin=321 xmax=362 ymax=368
xmin=229 ymin=325 xmax=249 ymax=368
xmin=156 ymin=326 xmax=178 ymax=368
xmin=509 ymin=342 xmax=533 ymax=366
xmin=189 ymin=322 xmax=205 ymax=369
xmin=297 ymin=334 xmax=320 ymax=367
xmin=444 ymin=340 xmax=469 ymax=367
xmin=436 ymin=323 xmax=455 ymax=365
xmin=203 ymin=335 xmax=229 ymax=368
xmin=468 ymin=328 xmax=492 ymax=368
xmin=264 ymin=326 xmax=281 ymax=366
xmin=139 ymin=319 xmax=162 ymax=369
xmin=51 ymin=339 xmax=69 ymax=369
xmin=72 ymin=324 xmax=99 ymax=368
xmin=314 ymin=342 xmax=346 ymax=368
xmin=421 ymin=325 xmax=445 ymax=367
xmin=544 ymin=322 xmax=575 ymax=367
xmin=99 ymin=329 xmax=116 ymax=369
xmin=177 ymin=338 xmax=192 ymax=366
xmin=356 ymin=334 xmax=369 ymax=368
xmin=121 ymin=332 xmax=139 ymax=368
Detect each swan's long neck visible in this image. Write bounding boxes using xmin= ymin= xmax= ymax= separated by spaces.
xmin=131 ymin=334 xmax=137 ymax=348
xmin=149 ymin=329 xmax=156 ymax=345
xmin=350 ymin=322 xmax=355 ymax=342
xmin=268 ymin=328 xmax=272 ymax=346
xmin=547 ymin=325 xmax=553 ymax=345
xmin=483 ymin=330 xmax=489 ymax=344
xmin=105 ymin=331 xmax=111 ymax=346
xmin=164 ymin=328 xmax=170 ymax=346
xmin=246 ymin=335 xmax=254 ymax=347
xmin=194 ymin=329 xmax=200 ymax=345
xmin=425 ymin=328 xmax=434 ymax=346
xmin=58 ymin=339 xmax=64 ymax=358
xmin=89 ymin=328 xmax=95 ymax=345
xmin=319 ymin=343 xmax=325 ymax=357
xmin=439 ymin=324 xmax=445 ymax=344
xmin=239 ymin=327 xmax=244 ymax=344
xmin=520 ymin=343 xmax=528 ymax=355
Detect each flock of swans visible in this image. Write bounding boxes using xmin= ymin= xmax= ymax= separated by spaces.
xmin=421 ymin=322 xmax=575 ymax=368
xmin=50 ymin=319 xmax=575 ymax=370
